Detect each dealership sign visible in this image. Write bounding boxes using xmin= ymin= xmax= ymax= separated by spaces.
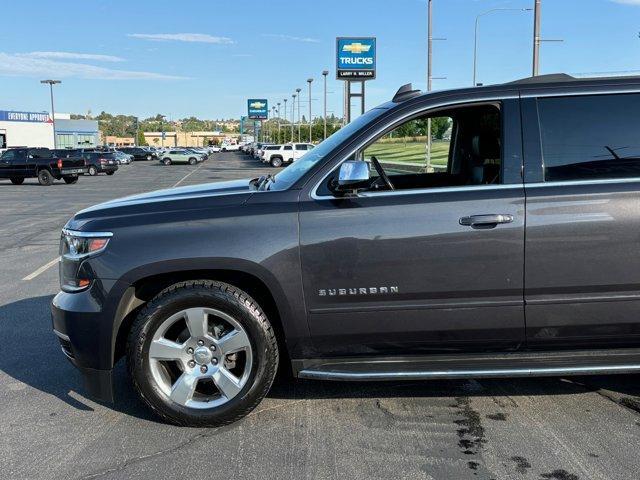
xmin=247 ymin=99 xmax=268 ymax=120
xmin=0 ymin=110 xmax=52 ymax=123
xmin=336 ymin=37 xmax=376 ymax=80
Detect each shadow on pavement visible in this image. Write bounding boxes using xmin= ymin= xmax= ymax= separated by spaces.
xmin=3 ymin=294 xmax=640 ymax=423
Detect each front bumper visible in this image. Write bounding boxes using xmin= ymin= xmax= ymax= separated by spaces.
xmin=50 ymin=278 xmax=124 ymax=402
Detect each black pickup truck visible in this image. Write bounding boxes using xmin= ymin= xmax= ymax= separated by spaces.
xmin=52 ymin=74 xmax=640 ymax=427
xmin=0 ymin=147 xmax=87 ymax=185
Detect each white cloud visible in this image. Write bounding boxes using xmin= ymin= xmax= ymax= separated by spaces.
xmin=262 ymin=34 xmax=320 ymax=43
xmin=610 ymin=0 xmax=640 ymax=4
xmin=128 ymin=33 xmax=234 ymax=44
xmin=18 ymin=51 xmax=125 ymax=62
xmin=0 ymin=53 xmax=189 ymax=80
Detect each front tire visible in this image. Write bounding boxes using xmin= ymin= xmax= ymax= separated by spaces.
xmin=270 ymin=156 xmax=283 ymax=168
xmin=188 ymin=157 xmax=197 ymax=165
xmin=163 ymin=158 xmax=172 ymax=165
xmin=127 ymin=280 xmax=279 ymax=427
xmin=10 ymin=177 xmax=24 ymax=185
xmin=63 ymin=176 xmax=78 ymax=184
xmin=88 ymin=165 xmax=98 ymax=176
xmin=37 ymin=169 xmax=53 ymax=186
xmin=106 ymin=171 xmax=115 ymax=176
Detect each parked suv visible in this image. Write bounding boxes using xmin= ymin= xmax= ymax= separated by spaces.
xmin=52 ymin=74 xmax=640 ymax=427
xmin=160 ymin=149 xmax=202 ymax=165
xmin=83 ymin=152 xmax=119 ymax=176
xmin=119 ymin=147 xmax=157 ymax=161
xmin=262 ymin=143 xmax=314 ymax=167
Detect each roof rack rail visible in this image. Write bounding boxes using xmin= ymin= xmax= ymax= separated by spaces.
xmin=506 ymin=73 xmax=576 ymax=85
xmin=392 ymin=83 xmax=422 ymax=102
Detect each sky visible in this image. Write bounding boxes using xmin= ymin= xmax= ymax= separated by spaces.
xmin=0 ymin=0 xmax=638 ymax=121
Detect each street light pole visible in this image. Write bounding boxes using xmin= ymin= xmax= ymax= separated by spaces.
xmin=283 ymin=99 xmax=288 ymax=142
xmin=40 ymin=79 xmax=61 ymax=149
xmin=277 ymin=102 xmax=281 ymax=144
xmin=473 ymin=8 xmax=532 ymax=86
xmin=533 ymin=0 xmax=541 ymax=76
xmin=295 ymin=88 xmax=301 ymax=143
xmin=291 ymin=93 xmax=296 ymax=142
xmin=322 ymin=70 xmax=329 ymax=140
xmin=307 ymin=78 xmax=313 ymax=143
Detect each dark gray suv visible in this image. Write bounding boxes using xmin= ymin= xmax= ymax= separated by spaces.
xmin=52 ymin=74 xmax=640 ymax=426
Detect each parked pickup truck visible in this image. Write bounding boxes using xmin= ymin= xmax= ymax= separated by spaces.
xmin=52 ymin=73 xmax=640 ymax=428
xmin=0 ymin=147 xmax=87 ymax=185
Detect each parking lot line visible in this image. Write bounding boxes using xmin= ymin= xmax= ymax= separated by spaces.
xmin=173 ymin=163 xmax=205 ymax=188
xmin=22 ymin=256 xmax=59 ymax=281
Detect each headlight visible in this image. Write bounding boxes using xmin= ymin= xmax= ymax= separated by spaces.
xmin=61 ymin=229 xmax=112 ymax=259
xmin=60 ymin=229 xmax=112 ymax=292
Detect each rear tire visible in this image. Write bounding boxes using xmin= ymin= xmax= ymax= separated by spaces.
xmin=146 ymin=155 xmax=153 ymax=161
xmin=188 ymin=157 xmax=197 ymax=165
xmin=127 ymin=280 xmax=279 ymax=427
xmin=10 ymin=177 xmax=24 ymax=185
xmin=63 ymin=176 xmax=78 ymax=184
xmin=88 ymin=166 xmax=98 ymax=176
xmin=270 ymin=156 xmax=283 ymax=168
xmin=37 ymin=169 xmax=53 ymax=186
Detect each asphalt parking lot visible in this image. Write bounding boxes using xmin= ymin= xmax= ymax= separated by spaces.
xmin=2 ymin=152 xmax=640 ymax=480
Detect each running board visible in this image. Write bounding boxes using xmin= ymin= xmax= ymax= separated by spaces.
xmin=294 ymin=349 xmax=640 ymax=381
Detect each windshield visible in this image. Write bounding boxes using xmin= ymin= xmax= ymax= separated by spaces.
xmin=268 ymin=107 xmax=388 ymax=190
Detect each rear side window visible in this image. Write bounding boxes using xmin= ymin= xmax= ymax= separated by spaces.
xmin=538 ymin=94 xmax=640 ymax=182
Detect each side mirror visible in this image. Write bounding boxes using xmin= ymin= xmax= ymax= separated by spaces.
xmin=335 ymin=160 xmax=370 ymax=194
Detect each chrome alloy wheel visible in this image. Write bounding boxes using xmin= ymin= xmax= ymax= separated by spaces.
xmin=148 ymin=307 xmax=253 ymax=409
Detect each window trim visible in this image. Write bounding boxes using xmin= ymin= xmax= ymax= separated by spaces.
xmin=311 ymin=100 xmax=505 ymax=200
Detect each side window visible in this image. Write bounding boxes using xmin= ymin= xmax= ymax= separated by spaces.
xmin=538 ymin=94 xmax=640 ymax=182
xmin=2 ymin=150 xmax=15 ymax=161
xmin=295 ymin=144 xmax=308 ymax=151
xmin=360 ymin=104 xmax=501 ymax=190
xmin=284 ymin=145 xmax=293 ymax=151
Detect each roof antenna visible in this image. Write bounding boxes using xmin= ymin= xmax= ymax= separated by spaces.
xmin=392 ymin=84 xmax=421 ymax=103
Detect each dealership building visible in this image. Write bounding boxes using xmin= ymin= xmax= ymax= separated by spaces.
xmin=0 ymin=110 xmax=99 ymax=149
xmin=0 ymin=110 xmax=54 ymax=149
xmin=54 ymin=113 xmax=99 ymax=148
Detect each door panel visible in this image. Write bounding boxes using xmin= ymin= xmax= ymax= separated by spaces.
xmin=299 ymin=187 xmax=525 ymax=356
xmin=525 ymin=182 xmax=640 ymax=348
xmin=523 ymin=93 xmax=640 ymax=348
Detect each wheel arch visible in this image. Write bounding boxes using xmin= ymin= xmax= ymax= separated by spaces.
xmin=112 ymin=262 xmax=293 ymax=373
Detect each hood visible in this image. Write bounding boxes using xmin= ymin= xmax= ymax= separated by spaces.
xmin=71 ymin=179 xmax=254 ymax=226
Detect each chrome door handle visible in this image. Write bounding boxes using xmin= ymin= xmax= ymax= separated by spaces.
xmin=459 ymin=214 xmax=514 ymax=228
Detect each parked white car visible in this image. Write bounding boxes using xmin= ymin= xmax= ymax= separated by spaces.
xmin=262 ymin=143 xmax=314 ymax=167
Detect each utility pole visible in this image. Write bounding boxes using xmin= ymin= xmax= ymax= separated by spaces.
xmin=427 ymin=0 xmax=433 ymax=171
xmin=296 ymin=88 xmax=301 ymax=142
xmin=532 ymin=0 xmax=541 ymax=76
xmin=40 ymin=79 xmax=61 ymax=149
xmin=322 ymin=70 xmax=328 ymax=140
xmin=307 ymin=78 xmax=313 ymax=143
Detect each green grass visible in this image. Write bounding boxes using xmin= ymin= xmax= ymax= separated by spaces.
xmin=365 ymin=141 xmax=450 ymax=166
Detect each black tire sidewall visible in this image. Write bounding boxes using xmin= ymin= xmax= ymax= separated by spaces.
xmin=10 ymin=177 xmax=24 ymax=185
xmin=38 ymin=170 xmax=53 ymax=185
xmin=128 ymin=282 xmax=277 ymax=426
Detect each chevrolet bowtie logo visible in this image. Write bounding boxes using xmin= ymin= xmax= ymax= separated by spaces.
xmin=342 ymin=43 xmax=371 ymax=54
xmin=250 ymin=101 xmax=266 ymax=108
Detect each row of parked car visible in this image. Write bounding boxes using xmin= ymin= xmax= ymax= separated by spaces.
xmin=240 ymin=141 xmax=315 ymax=167
xmin=0 ymin=144 xmax=217 ymax=185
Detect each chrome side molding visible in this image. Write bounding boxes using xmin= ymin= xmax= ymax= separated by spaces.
xmin=298 ymin=364 xmax=640 ymax=381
